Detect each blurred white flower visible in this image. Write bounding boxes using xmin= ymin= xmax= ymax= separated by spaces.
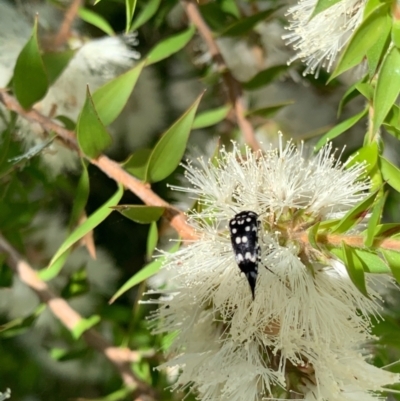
xmin=147 ymin=139 xmax=399 ymax=400
xmin=284 ymin=0 xmax=366 ymax=75
xmin=0 ymin=389 xmax=11 ymax=401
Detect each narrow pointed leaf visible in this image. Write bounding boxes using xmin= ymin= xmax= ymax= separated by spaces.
xmin=39 ymin=249 xmax=71 ymax=281
xmin=109 ymin=242 xmax=180 ymax=304
xmin=77 ymin=87 xmax=112 ymax=159
xmin=71 ymin=315 xmax=101 ymax=339
xmin=341 ymin=242 xmax=369 ymax=297
xmin=374 ymin=223 xmax=400 ymax=237
xmin=330 ymin=4 xmax=390 ymax=79
xmin=92 ymin=61 xmax=146 ymax=126
xmin=366 ymin=20 xmax=391 ymax=77
xmin=131 ymin=0 xmax=161 ymax=31
xmin=13 ymin=18 xmax=48 ymax=109
xmin=218 ymin=8 xmax=278 ymax=36
xmin=310 ymin=0 xmax=342 ymax=19
xmin=145 ymin=92 xmax=203 ymax=183
xmin=373 ymin=46 xmax=400 ymax=134
xmin=42 ymin=49 xmax=75 ymax=85
xmin=46 ymin=185 xmax=123 ymax=268
xmin=122 ymin=148 xmax=152 ymax=181
xmin=192 ymin=105 xmax=231 ymax=129
xmin=147 ymin=222 xmax=158 ymax=259
xmin=0 ymin=305 xmax=45 ymax=337
xmin=332 ymin=189 xmax=378 ymax=234
xmin=125 ymin=0 xmax=137 ymax=32
xmin=78 ymin=8 xmax=115 ymax=36
xmin=246 ymin=101 xmax=294 ymax=118
xmin=379 ymin=156 xmax=400 ymax=192
xmin=365 ymin=192 xmax=386 ymax=247
xmin=146 ymin=25 xmax=196 ymax=65
xmin=392 ymin=18 xmax=400 ymax=48
xmin=308 ymin=222 xmax=320 ymax=250
xmin=315 ymin=107 xmax=368 ymax=151
xmin=68 ymin=161 xmax=90 ymax=230
xmin=354 ymin=249 xmax=390 ymax=273
xmin=242 ymin=65 xmax=288 ymax=90
xmin=346 ymin=142 xmax=378 ymax=176
xmin=112 ymin=205 xmax=165 ymax=224
xmin=382 ymin=250 xmax=400 ymax=283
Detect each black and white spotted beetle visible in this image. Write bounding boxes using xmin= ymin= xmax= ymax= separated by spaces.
xmin=229 ymin=211 xmax=261 ymax=300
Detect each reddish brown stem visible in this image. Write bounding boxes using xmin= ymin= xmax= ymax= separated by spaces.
xmin=0 ymin=91 xmax=198 ymax=241
xmin=0 ymin=234 xmax=155 ymax=395
xmin=52 ymin=0 xmax=82 ymax=49
xmin=181 ymin=0 xmax=261 ymax=152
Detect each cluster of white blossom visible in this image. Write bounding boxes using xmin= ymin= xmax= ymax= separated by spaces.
xmin=147 ymin=138 xmax=399 ymax=401
xmin=0 ymin=389 xmax=10 ymax=401
xmin=284 ymin=0 xmax=366 ymax=75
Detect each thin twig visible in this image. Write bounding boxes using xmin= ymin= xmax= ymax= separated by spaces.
xmin=52 ymin=0 xmax=82 ymax=49
xmin=0 ymin=234 xmax=155 ymax=395
xmin=0 ymin=91 xmax=198 ymax=242
xmin=181 ymin=0 xmax=261 ymax=152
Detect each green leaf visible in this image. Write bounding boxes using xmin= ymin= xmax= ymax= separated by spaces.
xmin=242 ymin=65 xmax=288 ymax=90
xmin=383 ymin=104 xmax=400 ymax=139
xmin=68 ymin=161 xmax=90 ymax=230
xmin=218 ymin=8 xmax=277 ymax=36
xmin=346 ymin=141 xmax=378 ymax=176
xmin=366 ymin=19 xmax=391 ymax=77
xmin=45 ymin=185 xmax=123 ymax=270
xmin=330 ymin=4 xmax=390 ymax=79
xmin=145 ymin=92 xmax=203 ymax=183
xmin=77 ymin=86 xmax=112 ymax=159
xmin=315 ymin=107 xmax=368 ymax=151
xmin=61 ymin=267 xmax=89 ymax=299
xmin=341 ymin=242 xmax=369 ymax=297
xmin=146 ymin=25 xmax=196 ymax=65
xmin=332 ymin=189 xmax=378 ymax=234
xmin=192 ymin=105 xmax=231 ymax=129
xmin=372 ymin=46 xmax=400 ymax=134
xmin=122 ymin=148 xmax=152 ymax=181
xmin=112 ymin=205 xmax=165 ymax=224
xmin=310 ymin=0 xmax=342 ymax=18
xmin=39 ymin=250 xmax=71 ymax=281
xmin=92 ymin=60 xmax=146 ymax=126
xmin=308 ymin=222 xmax=320 ymax=250
xmin=131 ymin=0 xmax=161 ymax=31
xmin=355 ymin=82 xmax=373 ymax=100
xmin=13 ymin=17 xmax=48 ymax=109
xmin=374 ymin=223 xmax=400 ymax=237
xmin=109 ymin=242 xmax=180 ymax=304
xmin=42 ymin=50 xmax=75 ymax=85
xmin=147 ymin=222 xmax=158 ymax=259
xmin=337 ymin=79 xmax=371 ymax=117
xmin=392 ymin=18 xmax=400 ymax=48
xmin=381 ymin=250 xmax=400 ymax=283
xmin=354 ymin=249 xmax=390 ymax=273
xmin=7 ymin=137 xmax=55 ymax=166
xmin=246 ymin=101 xmax=294 ymax=118
xmin=365 ymin=192 xmax=386 ymax=247
xmin=379 ymin=156 xmax=400 ymax=192
xmin=125 ymin=0 xmax=137 ymax=32
xmin=50 ymin=347 xmax=88 ymax=362
xmin=71 ymin=315 xmax=101 ymax=339
xmin=78 ymin=8 xmax=115 ymax=36
xmin=0 ymin=305 xmax=45 ymax=338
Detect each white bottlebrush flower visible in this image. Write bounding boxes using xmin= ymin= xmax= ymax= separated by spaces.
xmin=147 ymin=138 xmax=399 ymax=401
xmin=0 ymin=389 xmax=10 ymax=401
xmin=284 ymin=0 xmax=366 ymax=75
